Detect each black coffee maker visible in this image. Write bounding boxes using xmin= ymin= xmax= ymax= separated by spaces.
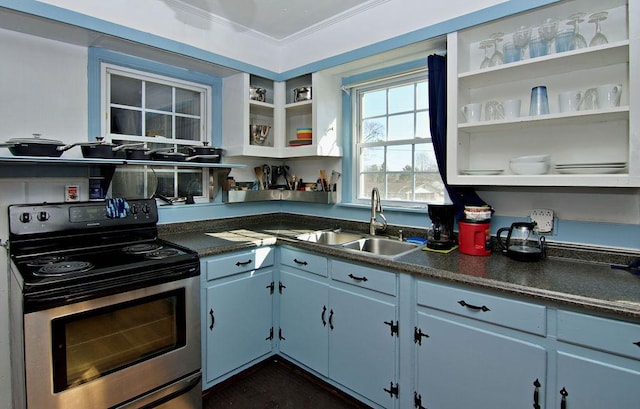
xmin=427 ymin=204 xmax=456 ymax=250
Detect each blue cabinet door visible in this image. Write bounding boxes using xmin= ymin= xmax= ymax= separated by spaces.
xmin=416 ymin=311 xmax=546 ymax=409
xmin=204 ymin=269 xmax=273 ymax=383
xmin=329 ymin=287 xmax=397 ymax=408
xmin=278 ymin=268 xmax=330 ymax=375
xmin=556 ymin=351 xmax=640 ymax=409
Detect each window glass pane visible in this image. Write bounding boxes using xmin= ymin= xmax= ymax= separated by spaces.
xmin=416 ymin=111 xmax=429 ymax=139
xmin=155 ymin=170 xmax=176 ymax=197
xmin=387 ymin=172 xmax=413 ymax=201
xmin=111 ymin=75 xmax=141 ymax=107
xmin=176 ymin=89 xmax=201 ymax=116
xmin=388 ymin=84 xmax=414 ymax=114
xmin=111 ymin=108 xmax=141 ymax=136
xmin=176 ymin=117 xmax=200 ymax=141
xmin=178 ymin=170 xmax=203 ymax=197
xmin=415 ymin=143 xmax=439 ymax=172
xmin=416 ymin=173 xmax=446 ymax=202
xmin=417 ymin=81 xmax=428 ymax=110
xmin=146 ymin=112 xmax=172 ymax=138
xmin=387 ymin=144 xmax=413 ymax=171
xmin=361 ymin=146 xmax=385 ymax=172
xmin=388 ymin=113 xmax=414 ymax=141
xmin=146 ymin=82 xmax=172 ymax=112
xmin=362 ymin=118 xmax=386 ymax=142
xmin=362 ymin=90 xmax=386 ymax=118
xmin=361 ymin=173 xmax=385 ymax=199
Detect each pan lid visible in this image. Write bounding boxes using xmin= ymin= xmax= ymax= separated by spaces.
xmin=6 ymin=134 xmax=63 ymax=145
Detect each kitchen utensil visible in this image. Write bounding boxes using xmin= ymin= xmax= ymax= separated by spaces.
xmin=484 ymin=100 xmax=504 ymax=121
xmin=254 ymin=166 xmax=264 ymax=190
xmin=124 ymin=146 xmax=152 ymax=160
xmin=1 ymin=134 xmax=73 ymax=157
xmin=503 ymin=98 xmax=521 ymax=118
xmin=75 ymin=137 xmax=144 ymax=159
xmin=249 ymin=86 xmax=266 ymax=102
xmin=262 ymin=164 xmax=271 ymax=189
xmin=595 ymin=84 xmax=622 ymax=109
xmin=185 ymin=142 xmax=223 ymax=158
xmin=184 ymin=154 xmax=221 ymax=163
xmin=293 ymin=86 xmax=312 ymax=102
xmin=461 ymin=103 xmax=482 ymax=122
xmin=511 ymin=154 xmax=551 ymax=163
xmin=510 ymin=161 xmax=550 ymax=175
xmin=496 ymin=222 xmax=545 ymax=261
xmin=150 ymin=149 xmax=189 ymax=162
xmin=458 ymin=219 xmax=491 ymax=256
xmin=427 ymin=204 xmax=455 ymax=250
xmin=558 ymin=90 xmax=582 ymax=113
xmin=529 ymin=86 xmax=549 ymax=116
xmin=250 ymin=124 xmax=270 ymax=145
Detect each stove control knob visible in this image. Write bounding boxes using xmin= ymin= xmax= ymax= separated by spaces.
xmin=37 ymin=211 xmax=50 ymax=222
xmin=19 ymin=212 xmax=31 ymax=223
xmin=142 ymin=204 xmax=151 ymax=214
xmin=129 ymin=205 xmax=138 ymax=215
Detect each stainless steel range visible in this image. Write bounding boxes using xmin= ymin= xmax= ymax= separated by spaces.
xmin=7 ymin=199 xmax=202 ymax=409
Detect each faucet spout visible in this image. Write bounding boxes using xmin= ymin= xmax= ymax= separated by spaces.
xmin=370 ymin=187 xmax=387 ymax=235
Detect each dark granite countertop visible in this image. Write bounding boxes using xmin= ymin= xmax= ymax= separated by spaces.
xmin=159 ymin=214 xmax=640 ymax=321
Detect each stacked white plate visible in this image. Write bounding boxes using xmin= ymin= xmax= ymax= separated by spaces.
xmin=554 ymin=162 xmax=628 ymax=174
xmin=509 ymin=154 xmax=550 ymax=175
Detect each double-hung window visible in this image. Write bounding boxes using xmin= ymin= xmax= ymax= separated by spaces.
xmin=352 ymin=70 xmax=445 ymax=206
xmin=101 ymin=63 xmax=212 ymax=202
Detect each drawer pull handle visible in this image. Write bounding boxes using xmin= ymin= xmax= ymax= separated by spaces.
xmin=329 ymin=309 xmax=334 ymax=330
xmin=293 ymin=258 xmax=308 ymax=266
xmin=209 ymin=308 xmax=215 ymax=331
xmin=236 ymin=259 xmax=252 ymax=266
xmin=634 ymin=341 xmax=640 ymax=348
xmin=348 ymin=273 xmax=368 ymax=282
xmin=560 ymin=387 xmax=568 ymax=409
xmin=533 ymin=378 xmax=541 ymax=409
xmin=321 ymin=305 xmax=327 ymax=326
xmin=458 ymin=300 xmax=490 ymax=312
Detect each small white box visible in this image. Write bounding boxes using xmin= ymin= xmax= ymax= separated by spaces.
xmin=65 ymin=185 xmax=79 ymax=202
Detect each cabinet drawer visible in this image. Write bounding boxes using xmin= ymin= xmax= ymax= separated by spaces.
xmin=205 ymin=247 xmax=274 ymax=281
xmin=331 ymin=260 xmax=396 ymax=296
xmin=417 ymin=281 xmax=546 ymax=335
xmin=280 ymin=247 xmax=328 ymax=277
xmin=557 ymin=310 xmax=640 ymax=360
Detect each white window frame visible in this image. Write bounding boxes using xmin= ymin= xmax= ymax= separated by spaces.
xmin=351 ymin=69 xmax=445 ymax=208
xmin=100 ymin=63 xmax=213 ymax=202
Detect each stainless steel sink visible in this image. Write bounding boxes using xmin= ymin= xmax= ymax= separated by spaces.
xmin=341 ymin=237 xmax=420 ymax=258
xmin=296 ymin=230 xmax=365 ymax=245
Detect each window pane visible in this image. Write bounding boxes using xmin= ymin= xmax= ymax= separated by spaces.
xmin=388 ymin=84 xmax=414 ymax=114
xmin=388 ymin=113 xmax=414 ymax=141
xmin=416 ymin=173 xmax=446 ymax=202
xmin=111 ymin=108 xmax=141 ymax=136
xmin=362 ymin=90 xmax=386 ymax=118
xmin=178 ymin=170 xmax=203 ymax=197
xmin=146 ymin=112 xmax=172 ymax=138
xmin=387 ymin=172 xmax=413 ymax=201
xmin=361 ymin=173 xmax=385 ymax=199
xmin=416 ymin=111 xmax=429 ymax=139
xmin=176 ymin=117 xmax=200 ymax=141
xmin=387 ymin=144 xmax=413 ymax=172
xmin=176 ymin=89 xmax=201 ymax=116
xmin=111 ymin=75 xmax=141 ymax=107
xmin=146 ymin=82 xmax=172 ymax=112
xmin=361 ymin=146 xmax=385 ymax=172
xmin=415 ymin=143 xmax=439 ymax=172
xmin=417 ymin=81 xmax=428 ymax=110
xmin=362 ymin=118 xmax=386 ymax=142
xmin=155 ymin=170 xmax=176 ymax=197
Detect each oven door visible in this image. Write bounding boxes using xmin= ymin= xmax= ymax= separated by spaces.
xmin=23 ymin=275 xmax=200 ymax=409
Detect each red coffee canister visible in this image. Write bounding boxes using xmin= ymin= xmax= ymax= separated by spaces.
xmin=458 ymin=219 xmax=491 ymax=256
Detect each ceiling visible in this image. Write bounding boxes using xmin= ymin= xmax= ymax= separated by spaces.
xmin=175 ymin=0 xmax=385 ymax=40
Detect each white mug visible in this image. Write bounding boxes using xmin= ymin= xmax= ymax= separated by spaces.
xmin=503 ymin=99 xmax=521 ymax=119
xmin=461 ymin=103 xmax=482 ymax=122
xmin=558 ymin=90 xmax=582 ymax=113
xmin=596 ymin=84 xmax=622 ymax=109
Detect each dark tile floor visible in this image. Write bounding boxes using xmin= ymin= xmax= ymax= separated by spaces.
xmin=202 ymin=357 xmax=371 ymax=409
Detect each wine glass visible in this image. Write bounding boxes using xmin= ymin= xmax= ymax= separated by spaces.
xmin=589 ymin=11 xmax=608 ymax=46
xmin=513 ymin=25 xmax=531 ymax=59
xmin=490 ymin=32 xmax=504 ymax=65
xmin=539 ymin=18 xmax=559 ymax=53
xmin=566 ymin=13 xmax=587 ymax=49
xmin=479 ymin=40 xmax=495 ymax=69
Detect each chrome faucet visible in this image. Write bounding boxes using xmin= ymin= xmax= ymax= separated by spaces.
xmin=370 ymin=187 xmax=387 ymax=235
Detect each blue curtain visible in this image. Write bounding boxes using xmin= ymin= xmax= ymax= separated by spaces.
xmin=427 ymin=54 xmax=489 ymax=220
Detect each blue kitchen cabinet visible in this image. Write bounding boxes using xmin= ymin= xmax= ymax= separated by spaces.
xmin=201 ymin=248 xmax=275 ymax=388
xmin=415 ymin=280 xmax=547 ymax=409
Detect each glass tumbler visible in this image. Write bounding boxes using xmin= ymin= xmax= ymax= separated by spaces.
xmin=529 ymin=86 xmax=550 ymax=116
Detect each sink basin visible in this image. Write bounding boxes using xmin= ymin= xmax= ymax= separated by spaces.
xmin=341 ymin=237 xmax=420 ymax=258
xmin=296 ymin=230 xmax=365 ymax=245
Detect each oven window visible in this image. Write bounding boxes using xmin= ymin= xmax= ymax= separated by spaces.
xmin=51 ymin=289 xmax=186 ymax=392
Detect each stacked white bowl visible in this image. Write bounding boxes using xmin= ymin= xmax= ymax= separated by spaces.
xmin=509 ymin=154 xmax=550 ymax=175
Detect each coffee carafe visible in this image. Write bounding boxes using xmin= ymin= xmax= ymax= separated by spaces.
xmin=427 ymin=204 xmax=455 ymax=250
xmin=496 ymin=222 xmax=545 ymax=261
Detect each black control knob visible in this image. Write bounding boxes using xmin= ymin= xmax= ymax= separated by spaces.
xmin=37 ymin=211 xmax=50 ymax=222
xmin=19 ymin=212 xmax=31 ymax=223
xmin=142 ymin=204 xmax=151 ymax=214
xmin=129 ymin=205 xmax=138 ymax=215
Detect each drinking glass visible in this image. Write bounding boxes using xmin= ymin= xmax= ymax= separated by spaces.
xmin=512 ymin=25 xmax=531 ymax=59
xmin=589 ymin=11 xmax=608 ymax=46
xmin=539 ymin=18 xmax=558 ymax=53
xmin=479 ymin=40 xmax=495 ymax=69
xmin=490 ymin=32 xmax=504 ymax=65
xmin=566 ymin=13 xmax=587 ymax=49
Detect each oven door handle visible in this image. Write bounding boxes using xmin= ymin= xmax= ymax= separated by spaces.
xmin=114 ymin=372 xmax=201 ymax=409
